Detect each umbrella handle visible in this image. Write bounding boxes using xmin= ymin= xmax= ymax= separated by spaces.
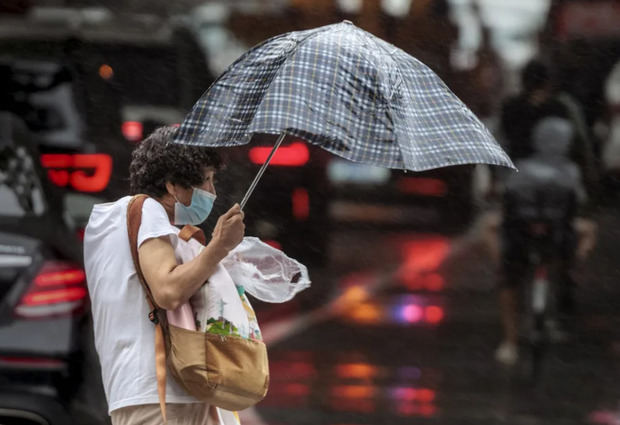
xmin=240 ymin=132 xmax=287 ymax=210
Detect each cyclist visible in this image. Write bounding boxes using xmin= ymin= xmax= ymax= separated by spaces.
xmin=499 ymin=58 xmax=598 ymax=194
xmin=495 ymin=116 xmax=587 ymax=366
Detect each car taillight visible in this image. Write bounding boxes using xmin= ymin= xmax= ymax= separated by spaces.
xmin=98 ymin=64 xmax=114 ymax=80
xmin=0 ymin=356 xmax=66 ymax=370
xmin=122 ymin=120 xmax=144 ymax=142
xmin=14 ymin=261 xmax=88 ymax=319
xmin=249 ymin=141 xmax=309 ymax=166
xmin=264 ymin=240 xmax=282 ymax=250
xmin=40 ymin=153 xmax=113 ymax=192
xmin=397 ymin=177 xmax=447 ymax=197
xmin=292 ymin=187 xmax=309 ymax=220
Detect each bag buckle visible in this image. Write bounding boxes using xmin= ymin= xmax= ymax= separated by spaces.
xmin=148 ymin=309 xmax=159 ymax=325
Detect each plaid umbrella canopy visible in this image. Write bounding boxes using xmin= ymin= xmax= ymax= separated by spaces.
xmin=174 ymin=20 xmax=514 ymax=205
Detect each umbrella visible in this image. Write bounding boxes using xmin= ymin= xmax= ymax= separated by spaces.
xmin=174 ymin=20 xmax=514 ymax=208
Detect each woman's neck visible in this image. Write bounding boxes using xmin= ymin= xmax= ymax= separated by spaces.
xmin=155 ymin=194 xmax=176 ymax=224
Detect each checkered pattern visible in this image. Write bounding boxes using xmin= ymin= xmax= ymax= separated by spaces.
xmin=174 ymin=21 xmax=514 ymax=171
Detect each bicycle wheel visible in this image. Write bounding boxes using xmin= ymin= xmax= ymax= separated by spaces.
xmin=528 ymin=266 xmax=550 ymax=381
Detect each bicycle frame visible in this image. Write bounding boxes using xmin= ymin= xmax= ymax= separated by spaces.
xmin=525 ymin=221 xmax=559 ymax=381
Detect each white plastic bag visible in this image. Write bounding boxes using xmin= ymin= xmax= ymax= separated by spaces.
xmin=221 ymin=237 xmax=311 ymax=303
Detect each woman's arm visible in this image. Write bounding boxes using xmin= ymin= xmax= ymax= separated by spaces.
xmin=138 ymin=204 xmax=245 ymax=310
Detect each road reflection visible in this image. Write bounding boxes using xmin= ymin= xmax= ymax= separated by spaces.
xmin=339 ymin=294 xmax=445 ymax=326
xmin=336 ymin=235 xmax=449 ymax=326
xmin=262 ymin=350 xmax=441 ymax=420
xmin=256 ymin=233 xmax=450 ymax=423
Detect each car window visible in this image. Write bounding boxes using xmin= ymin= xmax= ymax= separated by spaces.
xmin=0 ymin=145 xmax=46 ymax=217
xmin=1 ymin=58 xmax=86 ymax=148
xmin=1 ymin=31 xmax=211 ymax=142
xmin=1 ymin=43 xmax=177 ymax=140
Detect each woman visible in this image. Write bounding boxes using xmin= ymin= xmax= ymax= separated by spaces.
xmin=84 ymin=126 xmax=244 ymax=424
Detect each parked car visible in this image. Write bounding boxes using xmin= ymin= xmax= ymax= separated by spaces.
xmin=0 ymin=113 xmax=109 ymax=425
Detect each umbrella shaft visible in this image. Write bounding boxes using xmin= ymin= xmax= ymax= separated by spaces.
xmin=240 ymin=132 xmax=287 ymax=210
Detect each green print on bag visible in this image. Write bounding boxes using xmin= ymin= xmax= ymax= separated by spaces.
xmin=193 ymin=296 xmax=263 ymax=340
xmin=204 ymin=317 xmax=241 ymax=337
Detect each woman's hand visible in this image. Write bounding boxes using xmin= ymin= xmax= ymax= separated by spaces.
xmin=211 ymin=204 xmax=245 ymax=253
xmin=139 ymin=204 xmax=245 ymax=311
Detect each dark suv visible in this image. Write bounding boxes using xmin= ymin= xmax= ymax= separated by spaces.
xmin=0 ymin=112 xmax=109 ymax=425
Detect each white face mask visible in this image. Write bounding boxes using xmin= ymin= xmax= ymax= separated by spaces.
xmin=173 ymin=188 xmax=217 ymax=225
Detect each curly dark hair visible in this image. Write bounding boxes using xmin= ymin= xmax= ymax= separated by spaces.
xmin=129 ymin=126 xmax=222 ymax=197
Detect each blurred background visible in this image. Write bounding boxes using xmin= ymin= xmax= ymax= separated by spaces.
xmin=1 ymin=0 xmax=620 ymax=424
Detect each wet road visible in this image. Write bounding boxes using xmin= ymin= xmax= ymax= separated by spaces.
xmin=246 ymin=205 xmax=620 ymax=425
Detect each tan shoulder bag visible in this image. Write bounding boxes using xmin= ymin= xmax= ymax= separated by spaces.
xmin=127 ymin=195 xmax=269 ymax=421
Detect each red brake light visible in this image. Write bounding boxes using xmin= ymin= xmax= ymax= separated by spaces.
xmin=264 ymin=240 xmax=282 ymax=250
xmin=40 ymin=154 xmax=72 ymax=186
xmin=0 ymin=356 xmax=66 ymax=370
xmin=34 ymin=268 xmax=85 ymax=287
xmin=397 ymin=177 xmax=447 ymax=197
xmin=71 ymin=154 xmax=113 ymax=192
xmin=22 ymin=287 xmax=87 ymax=306
xmin=249 ymin=142 xmax=309 ymax=166
xmin=14 ymin=261 xmax=88 ymax=319
xmin=292 ymin=187 xmax=309 ymax=220
xmin=122 ymin=121 xmax=144 ymax=142
xmin=41 ymin=153 xmax=112 ymax=192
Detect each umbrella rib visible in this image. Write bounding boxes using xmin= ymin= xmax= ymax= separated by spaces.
xmin=352 ymin=28 xmax=411 ymax=168
xmin=356 ymin=28 xmax=513 ymax=169
xmin=357 ymin=28 xmax=472 ymax=169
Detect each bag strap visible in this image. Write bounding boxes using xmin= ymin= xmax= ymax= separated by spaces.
xmin=126 ymin=194 xmax=168 ymax=423
xmin=178 ymin=224 xmax=207 ymax=245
